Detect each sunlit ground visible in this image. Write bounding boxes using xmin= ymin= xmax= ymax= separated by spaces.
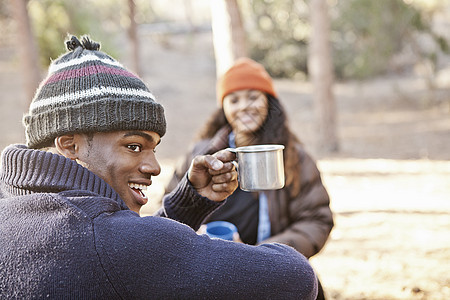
xmin=312 ymin=159 xmax=450 ymax=300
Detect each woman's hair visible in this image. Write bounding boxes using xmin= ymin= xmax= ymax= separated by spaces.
xmin=197 ymin=95 xmax=302 ymax=197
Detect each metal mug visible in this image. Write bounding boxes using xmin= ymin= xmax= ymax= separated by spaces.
xmin=227 ymin=144 xmax=285 ymax=191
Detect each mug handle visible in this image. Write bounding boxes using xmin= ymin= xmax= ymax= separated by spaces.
xmin=231 ymin=160 xmax=238 ymax=170
xmin=225 ymin=148 xmax=239 ymax=178
xmin=225 ymin=147 xmax=237 ymax=153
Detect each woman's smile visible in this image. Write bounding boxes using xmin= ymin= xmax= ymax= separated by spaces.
xmin=223 ymin=89 xmax=269 ymax=137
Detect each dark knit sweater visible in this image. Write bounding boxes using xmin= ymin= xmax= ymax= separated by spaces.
xmin=0 ymin=144 xmax=317 ymax=299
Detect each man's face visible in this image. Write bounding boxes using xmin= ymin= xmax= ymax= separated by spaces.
xmin=75 ymin=130 xmax=161 ymax=214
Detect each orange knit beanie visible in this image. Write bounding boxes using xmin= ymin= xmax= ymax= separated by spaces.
xmin=217 ymin=57 xmax=277 ymax=106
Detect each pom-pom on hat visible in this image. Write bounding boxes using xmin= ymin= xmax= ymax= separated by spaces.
xmin=216 ymin=57 xmax=277 ymax=106
xmin=23 ymin=35 xmax=166 ymax=149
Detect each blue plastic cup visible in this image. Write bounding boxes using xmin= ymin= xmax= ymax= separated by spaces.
xmin=205 ymin=221 xmax=238 ymax=241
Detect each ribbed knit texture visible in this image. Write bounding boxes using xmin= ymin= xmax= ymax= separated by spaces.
xmin=23 ymin=36 xmax=166 ymax=149
xmin=0 ymin=145 xmax=318 ymax=299
xmin=160 ymin=174 xmax=221 ymax=229
xmin=0 ymin=144 xmax=126 ymax=208
xmin=0 ymin=144 xmax=219 ymax=227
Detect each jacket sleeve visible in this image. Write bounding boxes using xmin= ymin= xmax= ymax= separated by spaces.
xmin=154 ymin=174 xmax=222 ymax=231
xmin=156 ymin=140 xmax=230 ymax=231
xmin=95 ymin=212 xmax=318 ymax=299
xmin=262 ymin=147 xmax=334 ymax=258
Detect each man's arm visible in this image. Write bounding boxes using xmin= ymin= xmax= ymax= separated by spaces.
xmin=95 ymin=213 xmax=318 ymax=299
xmin=154 ymin=149 xmax=238 ymax=230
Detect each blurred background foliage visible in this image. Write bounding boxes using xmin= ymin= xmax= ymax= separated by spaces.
xmin=0 ymin=0 xmax=449 ymax=80
xmin=241 ymin=0 xmax=311 ymax=79
xmin=242 ymin=0 xmax=449 ymax=79
xmin=330 ymin=0 xmax=448 ymax=79
xmin=1 ymin=0 xmax=161 ymax=65
xmin=27 ymin=0 xmax=128 ymax=65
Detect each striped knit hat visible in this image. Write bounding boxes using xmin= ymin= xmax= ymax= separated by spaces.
xmin=23 ymin=35 xmax=166 ymax=149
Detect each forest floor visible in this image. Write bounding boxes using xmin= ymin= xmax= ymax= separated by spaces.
xmin=1 ymin=30 xmax=449 ymax=299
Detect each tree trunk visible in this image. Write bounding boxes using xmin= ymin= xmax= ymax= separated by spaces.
xmin=10 ymin=0 xmax=41 ymax=106
xmin=128 ymin=0 xmax=141 ymax=77
xmin=226 ymin=0 xmax=247 ymax=61
xmin=308 ymin=0 xmax=338 ymax=154
xmin=211 ymin=0 xmax=247 ymax=77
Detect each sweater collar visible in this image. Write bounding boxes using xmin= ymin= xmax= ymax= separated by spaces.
xmin=0 ymin=144 xmax=127 ymax=209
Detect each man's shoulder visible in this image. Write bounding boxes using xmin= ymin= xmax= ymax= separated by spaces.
xmin=92 ymin=212 xmax=191 ymax=255
xmin=59 ymin=190 xmax=127 ymax=219
xmin=95 ymin=210 xmax=178 ymax=230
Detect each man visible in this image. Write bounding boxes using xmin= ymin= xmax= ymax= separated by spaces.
xmin=0 ymin=35 xmax=318 ymax=299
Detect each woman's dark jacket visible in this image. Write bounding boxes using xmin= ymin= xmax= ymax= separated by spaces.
xmin=166 ymin=128 xmax=334 ymax=258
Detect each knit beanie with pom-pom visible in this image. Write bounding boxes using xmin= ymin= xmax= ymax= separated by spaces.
xmin=23 ymin=35 xmax=166 ymax=149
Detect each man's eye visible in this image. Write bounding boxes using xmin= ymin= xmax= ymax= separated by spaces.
xmin=127 ymin=145 xmax=142 ymax=152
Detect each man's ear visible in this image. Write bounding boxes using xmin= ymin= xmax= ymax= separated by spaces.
xmin=54 ymin=135 xmax=79 ymax=160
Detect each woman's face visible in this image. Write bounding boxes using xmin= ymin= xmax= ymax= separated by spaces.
xmin=222 ymin=89 xmax=269 ymax=135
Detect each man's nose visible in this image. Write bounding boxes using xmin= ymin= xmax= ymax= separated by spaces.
xmin=139 ymin=154 xmax=161 ymax=176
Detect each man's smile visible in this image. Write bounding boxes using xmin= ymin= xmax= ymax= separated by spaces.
xmin=128 ymin=182 xmax=150 ymax=205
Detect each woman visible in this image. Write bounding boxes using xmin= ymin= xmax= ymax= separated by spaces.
xmin=166 ymin=58 xmax=333 ymax=298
